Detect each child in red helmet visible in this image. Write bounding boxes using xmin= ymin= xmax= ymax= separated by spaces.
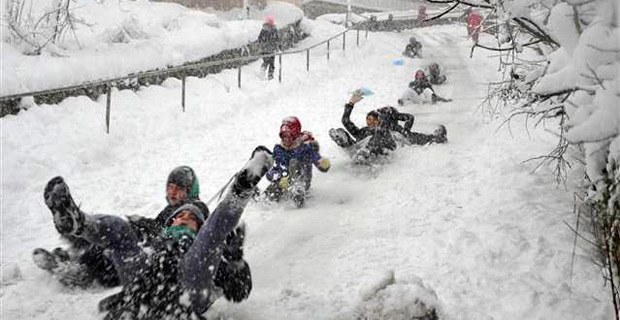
xmin=398 ymin=69 xmax=451 ymax=105
xmin=265 ymin=116 xmax=330 ymax=208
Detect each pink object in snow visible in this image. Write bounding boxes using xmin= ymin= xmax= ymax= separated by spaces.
xmin=265 ymin=15 xmax=275 ymax=25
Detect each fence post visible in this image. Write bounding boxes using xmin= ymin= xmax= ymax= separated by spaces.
xmin=238 ymin=66 xmax=242 ymax=88
xmin=343 ymin=32 xmax=346 ymax=51
xmin=327 ymin=40 xmax=330 ymax=61
xmin=306 ymin=49 xmax=310 ymax=72
xmin=365 ymin=28 xmax=369 ymax=39
xmin=357 ymin=27 xmax=360 ymax=46
xmin=105 ymin=84 xmax=111 ymax=134
xmin=181 ymin=77 xmax=186 ymax=112
xmin=278 ymin=54 xmax=282 ymax=83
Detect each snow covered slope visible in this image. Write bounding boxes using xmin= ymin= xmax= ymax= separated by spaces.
xmin=0 ymin=23 xmax=613 ymax=319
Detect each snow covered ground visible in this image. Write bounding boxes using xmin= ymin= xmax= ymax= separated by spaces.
xmin=1 ymin=21 xmax=613 ymax=319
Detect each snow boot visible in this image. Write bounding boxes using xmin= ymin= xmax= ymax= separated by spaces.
xmin=433 ymin=125 xmax=448 ymax=143
xmin=231 ymin=146 xmax=273 ymax=197
xmin=44 ymin=176 xmax=85 ymax=236
xmin=329 ymin=128 xmax=355 ymax=148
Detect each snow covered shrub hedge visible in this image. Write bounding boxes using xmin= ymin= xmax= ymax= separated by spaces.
xmin=451 ymin=0 xmax=619 ymax=312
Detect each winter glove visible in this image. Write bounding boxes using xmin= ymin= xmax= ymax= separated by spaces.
xmin=279 ymin=176 xmax=289 ymax=190
xmin=317 ymin=158 xmax=331 ymax=172
xmin=349 ymin=90 xmax=364 ymax=105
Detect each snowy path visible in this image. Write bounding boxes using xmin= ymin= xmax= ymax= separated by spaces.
xmin=1 ymin=24 xmax=612 ymax=319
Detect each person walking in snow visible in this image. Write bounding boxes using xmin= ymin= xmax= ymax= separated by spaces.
xmin=32 ymin=166 xmax=208 ymax=289
xmin=264 ymin=116 xmax=331 ymax=208
xmin=403 ymin=36 xmax=422 ymax=58
xmin=257 ymin=15 xmax=280 ymax=80
xmin=398 ymin=69 xmax=451 ymax=105
xmin=42 ymin=146 xmax=273 ymax=320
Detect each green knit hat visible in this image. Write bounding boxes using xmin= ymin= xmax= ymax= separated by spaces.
xmin=167 ymin=166 xmax=200 ymax=201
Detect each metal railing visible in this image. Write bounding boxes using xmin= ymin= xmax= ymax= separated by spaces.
xmin=0 ymin=26 xmax=369 ymax=133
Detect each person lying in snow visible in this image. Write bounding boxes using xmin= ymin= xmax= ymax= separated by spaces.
xmin=42 ymin=146 xmax=273 ymax=320
xmin=329 ymin=92 xmax=447 ymax=163
xmin=264 ymin=116 xmax=330 ymax=208
xmin=398 ymin=70 xmax=451 ymax=105
xmin=403 ymin=36 xmax=422 ymax=58
xmin=427 ymin=62 xmax=447 ymax=85
xmin=32 ymin=166 xmax=207 ymax=289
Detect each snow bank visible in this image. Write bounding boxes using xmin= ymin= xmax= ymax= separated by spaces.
xmin=0 ymin=0 xmax=303 ymax=96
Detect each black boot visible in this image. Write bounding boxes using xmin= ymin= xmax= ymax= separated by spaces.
xmin=44 ymin=177 xmax=85 ymax=236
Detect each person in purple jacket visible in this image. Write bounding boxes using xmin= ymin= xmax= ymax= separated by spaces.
xmin=42 ymin=146 xmax=274 ymax=320
xmin=265 ymin=116 xmax=330 ymax=208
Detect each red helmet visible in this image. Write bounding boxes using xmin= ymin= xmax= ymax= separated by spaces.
xmin=279 ymin=116 xmax=302 ymax=144
xmin=415 ymin=69 xmax=426 ymax=80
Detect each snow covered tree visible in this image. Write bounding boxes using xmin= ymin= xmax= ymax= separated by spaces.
xmin=4 ymin=0 xmax=87 ymax=55
xmin=427 ymin=0 xmax=619 ymax=314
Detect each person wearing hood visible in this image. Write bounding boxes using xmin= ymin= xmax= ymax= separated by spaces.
xmin=43 ymin=146 xmax=274 ymax=320
xmin=265 ymin=116 xmax=330 ymax=208
xmin=257 ymin=15 xmax=280 ymax=80
xmin=32 ymin=166 xmax=208 ymax=289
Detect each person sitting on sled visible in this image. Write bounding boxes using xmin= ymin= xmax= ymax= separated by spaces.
xmin=32 ymin=166 xmax=208 ymax=289
xmin=265 ymin=116 xmax=330 ymax=208
xmin=427 ymin=62 xmax=447 ymax=85
xmin=403 ymin=36 xmax=422 ymax=58
xmin=42 ymin=146 xmax=273 ymax=320
xmin=398 ymin=69 xmax=451 ymax=105
xmin=330 ymin=92 xmax=447 ymax=161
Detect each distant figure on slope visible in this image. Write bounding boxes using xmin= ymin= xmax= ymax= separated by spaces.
xmin=398 ymin=69 xmax=451 ymax=105
xmin=467 ymin=10 xmax=482 ymax=44
xmin=257 ymin=15 xmax=280 ymax=80
xmin=403 ymin=36 xmax=422 ymax=58
xmin=264 ymin=116 xmax=331 ymax=208
xmin=42 ymin=146 xmax=273 ymax=320
xmin=427 ymin=62 xmax=447 ymax=85
xmin=32 ymin=166 xmax=208 ymax=289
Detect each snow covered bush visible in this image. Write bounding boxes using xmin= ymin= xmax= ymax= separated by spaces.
xmin=429 ymin=0 xmax=619 ymax=313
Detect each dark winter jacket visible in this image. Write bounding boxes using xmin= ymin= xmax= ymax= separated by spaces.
xmin=258 ymin=23 xmax=280 ymax=54
xmin=403 ymin=42 xmax=422 ymax=57
xmin=376 ymin=106 xmax=415 ymax=133
xmin=100 ymin=216 xmax=249 ymax=320
xmin=341 ymin=103 xmax=376 ymax=141
xmin=101 ymin=235 xmax=199 ymax=320
xmin=341 ymin=103 xmax=397 ymax=155
xmin=408 ymin=79 xmax=435 ymax=95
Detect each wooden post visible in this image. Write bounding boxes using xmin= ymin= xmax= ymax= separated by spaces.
xmin=365 ymin=28 xmax=369 ymax=39
xmin=105 ymin=84 xmax=111 ymax=134
xmin=306 ymin=49 xmax=310 ymax=72
xmin=327 ymin=40 xmax=330 ymax=61
xmin=238 ymin=66 xmax=242 ymax=88
xmin=181 ymin=77 xmax=186 ymax=112
xmin=278 ymin=54 xmax=282 ymax=83
xmin=343 ymin=32 xmax=346 ymax=51
xmin=356 ymin=27 xmax=360 ymax=46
